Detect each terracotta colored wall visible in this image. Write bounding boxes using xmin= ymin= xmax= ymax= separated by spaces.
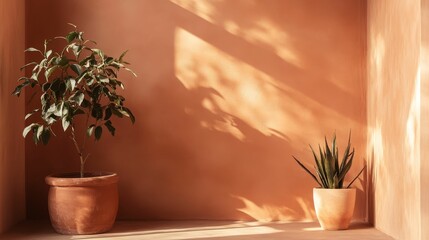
xmin=367 ymin=0 xmax=422 ymax=239
xmin=0 ymin=0 xmax=26 ymax=234
xmin=421 ymin=0 xmax=429 ymax=238
xmin=26 ymin=0 xmax=367 ymax=221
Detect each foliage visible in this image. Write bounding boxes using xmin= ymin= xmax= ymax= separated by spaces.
xmin=293 ymin=132 xmax=365 ymax=189
xmin=12 ymin=24 xmax=136 ymax=177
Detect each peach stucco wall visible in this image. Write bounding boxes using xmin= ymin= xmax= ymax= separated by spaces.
xmin=421 ymin=0 xmax=429 ymax=239
xmin=367 ymin=0 xmax=422 ymax=239
xmin=0 ymin=0 xmax=26 ymax=234
xmin=25 ymin=0 xmax=367 ymax=221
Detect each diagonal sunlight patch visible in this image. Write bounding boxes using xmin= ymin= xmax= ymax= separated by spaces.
xmin=175 ymin=28 xmax=310 ymax=142
xmin=223 ymin=18 xmax=302 ymax=68
xmin=71 ymin=223 xmax=282 ymax=240
xmin=170 ymin=0 xmax=302 ymax=68
xmin=169 ymin=0 xmax=221 ymax=23
xmin=233 ymin=195 xmax=315 ymax=222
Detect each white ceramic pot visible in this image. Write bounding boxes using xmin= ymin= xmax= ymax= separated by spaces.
xmin=313 ymin=188 xmax=356 ymax=230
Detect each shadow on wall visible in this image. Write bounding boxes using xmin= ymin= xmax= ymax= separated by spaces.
xmin=25 ymin=0 xmax=367 ymax=221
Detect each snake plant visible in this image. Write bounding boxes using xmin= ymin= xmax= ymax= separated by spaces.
xmin=293 ymin=132 xmax=364 ymax=189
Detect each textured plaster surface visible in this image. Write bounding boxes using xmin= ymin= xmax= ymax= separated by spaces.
xmin=0 ymin=0 xmax=26 ymax=234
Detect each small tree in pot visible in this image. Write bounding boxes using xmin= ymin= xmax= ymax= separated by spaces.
xmin=293 ymin=132 xmax=365 ymax=230
xmin=12 ymin=24 xmax=136 ymax=234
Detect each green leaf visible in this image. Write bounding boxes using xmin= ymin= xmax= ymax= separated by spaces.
xmin=36 ymin=125 xmax=44 ymax=140
xmin=91 ymin=104 xmax=103 ymax=120
xmin=70 ymin=64 xmax=82 ymax=75
xmin=73 ymin=108 xmax=85 ymax=116
xmin=347 ymin=166 xmax=365 ymax=188
xmin=110 ymin=107 xmax=124 ymax=118
xmin=62 ymin=117 xmax=70 ymax=131
xmin=94 ymin=126 xmax=102 ymax=141
xmin=81 ymin=98 xmax=90 ymax=108
xmin=100 ymin=78 xmax=109 ymax=83
xmin=66 ymin=78 xmax=76 ymax=91
xmin=76 ymin=71 xmax=88 ymax=84
xmin=338 ymin=151 xmax=354 ymax=182
xmin=25 ymin=47 xmax=43 ymax=55
xmin=104 ymin=107 xmax=112 ymax=120
xmin=119 ymin=50 xmax=128 ymax=62
xmin=333 ymin=174 xmax=339 ymax=189
xmin=66 ymin=31 xmax=79 ymax=43
xmin=20 ymin=62 xmax=38 ymax=71
xmin=293 ymin=156 xmax=322 ymax=187
xmin=45 ymin=66 xmax=58 ymax=80
xmin=123 ymin=107 xmax=135 ymax=124
xmin=71 ymin=44 xmax=81 ymax=57
xmin=53 ymin=102 xmax=64 ymax=117
xmin=92 ymin=48 xmax=104 ymax=60
xmin=46 ymin=50 xmax=52 ymax=58
xmin=340 ymin=131 xmax=352 ymax=170
xmin=25 ymin=109 xmax=40 ymax=120
xmin=105 ymin=57 xmax=114 ymax=64
xmin=104 ymin=120 xmax=115 ymax=136
xmin=333 ymin=134 xmax=339 ymax=175
xmin=87 ymin=124 xmax=95 ymax=137
xmin=125 ymin=67 xmax=137 ymax=77
xmin=70 ymin=91 xmax=84 ymax=106
xmin=41 ymin=129 xmax=51 ymax=145
xmin=23 ymin=123 xmax=37 ymax=138
xmin=56 ymin=57 xmax=69 ymax=66
xmin=67 ymin=23 xmax=77 ymax=28
xmin=42 ymin=82 xmax=51 ymax=91
xmin=12 ymin=81 xmax=30 ymax=96
xmin=310 ymin=144 xmax=327 ymax=188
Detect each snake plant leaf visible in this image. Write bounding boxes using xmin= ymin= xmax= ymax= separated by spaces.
xmin=333 ymin=174 xmax=339 ymax=189
xmin=339 ymin=151 xmax=354 ymax=181
xmin=310 ymin=144 xmax=327 ymax=187
xmin=316 ymin=166 xmax=328 ymax=188
xmin=341 ymin=132 xmax=352 ymax=171
xmin=333 ymin=134 xmax=340 ymax=175
xmin=318 ymin=144 xmax=327 ymax=181
xmin=293 ymin=131 xmax=362 ymax=189
xmin=293 ymin=156 xmax=322 ymax=187
xmin=347 ymin=166 xmax=365 ymax=188
xmin=323 ymin=141 xmax=333 ymax=188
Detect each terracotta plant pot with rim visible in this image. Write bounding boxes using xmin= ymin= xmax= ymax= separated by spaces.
xmin=313 ymin=188 xmax=356 ymax=230
xmin=45 ymin=172 xmax=119 ymax=235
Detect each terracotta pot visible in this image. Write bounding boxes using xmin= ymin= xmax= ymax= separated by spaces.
xmin=313 ymin=188 xmax=356 ymax=230
xmin=45 ymin=172 xmax=119 ymax=235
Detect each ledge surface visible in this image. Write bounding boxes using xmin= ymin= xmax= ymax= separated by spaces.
xmin=1 ymin=220 xmax=393 ymax=240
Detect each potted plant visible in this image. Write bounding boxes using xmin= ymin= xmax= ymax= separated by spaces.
xmin=293 ymin=132 xmax=365 ymax=230
xmin=12 ymin=24 xmax=136 ymax=235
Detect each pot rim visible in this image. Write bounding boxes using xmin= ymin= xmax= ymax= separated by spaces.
xmin=313 ymin=187 xmax=356 ymax=191
xmin=45 ymin=172 xmax=118 ymax=187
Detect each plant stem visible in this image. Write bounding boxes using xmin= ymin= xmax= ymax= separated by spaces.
xmin=71 ymin=125 xmax=85 ymax=178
